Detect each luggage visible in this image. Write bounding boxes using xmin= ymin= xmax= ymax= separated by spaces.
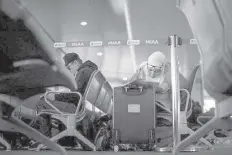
xmin=112 ymin=83 xmax=156 ymax=147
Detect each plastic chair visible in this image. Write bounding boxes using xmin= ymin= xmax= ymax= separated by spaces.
xmin=156 ymin=65 xmax=200 ymax=118
xmin=157 ymin=65 xmax=212 ymax=147
xmin=0 ymin=60 xmax=76 ymax=155
xmin=94 ymin=81 xmax=113 ymax=115
xmin=36 ymin=70 xmax=112 ymax=151
xmin=92 ymin=81 xmax=113 ymax=150
xmin=0 ymin=94 xmax=66 ymax=155
xmin=36 ymin=91 xmax=96 ymax=151
xmin=81 ymin=71 xmax=113 ymax=150
xmin=156 ymin=65 xmax=200 ymax=113
xmin=83 ymin=70 xmax=107 ymax=119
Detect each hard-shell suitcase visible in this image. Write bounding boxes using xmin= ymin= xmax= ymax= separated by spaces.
xmin=112 ymin=84 xmax=156 ymax=147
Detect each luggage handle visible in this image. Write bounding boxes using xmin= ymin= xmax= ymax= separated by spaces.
xmin=124 ymin=85 xmax=143 ymax=93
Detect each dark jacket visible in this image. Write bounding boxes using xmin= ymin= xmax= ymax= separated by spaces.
xmin=53 ymin=60 xmax=98 ymax=112
xmin=75 ymin=60 xmax=98 ymax=95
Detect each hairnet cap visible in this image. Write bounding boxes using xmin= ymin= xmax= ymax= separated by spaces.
xmin=63 ymin=53 xmax=81 ymax=66
xmin=148 ymin=51 xmax=166 ymax=67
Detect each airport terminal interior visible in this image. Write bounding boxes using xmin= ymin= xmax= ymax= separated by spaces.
xmin=1 ymin=0 xmax=232 ymax=155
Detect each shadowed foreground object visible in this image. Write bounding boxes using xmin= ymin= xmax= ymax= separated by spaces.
xmin=174 ymin=0 xmax=232 ymax=154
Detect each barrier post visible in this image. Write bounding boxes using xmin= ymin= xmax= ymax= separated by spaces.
xmin=168 ymin=35 xmax=182 ymax=149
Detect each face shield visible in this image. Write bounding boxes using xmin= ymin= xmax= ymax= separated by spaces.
xmin=147 ymin=64 xmax=162 ymax=78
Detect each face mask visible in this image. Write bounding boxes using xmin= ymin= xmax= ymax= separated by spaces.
xmin=147 ymin=64 xmax=162 ymax=78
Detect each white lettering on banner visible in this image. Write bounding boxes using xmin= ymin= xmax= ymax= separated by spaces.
xmin=90 ymin=41 xmax=103 ymax=47
xmin=146 ymin=40 xmax=159 ymax=45
xmin=54 ymin=42 xmax=66 ymax=48
xmin=71 ymin=42 xmax=84 ymax=47
xmin=190 ymin=39 xmax=197 ymax=44
xmin=127 ymin=40 xmax=140 ymax=46
xmin=108 ymin=41 xmax=121 ymax=45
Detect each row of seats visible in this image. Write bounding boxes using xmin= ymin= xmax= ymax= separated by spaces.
xmin=84 ymin=70 xmax=113 ymax=116
xmin=34 ymin=70 xmax=113 ymax=151
xmin=0 ymin=12 xmax=73 ymax=155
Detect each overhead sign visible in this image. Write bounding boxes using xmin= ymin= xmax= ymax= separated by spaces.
xmin=90 ymin=41 xmax=103 ymax=47
xmin=107 ymin=40 xmax=124 ymax=46
xmin=70 ymin=42 xmax=85 ymax=47
xmin=145 ymin=39 xmax=159 ymax=45
xmin=54 ymin=42 xmax=66 ymax=48
xmin=127 ymin=40 xmax=140 ymax=46
xmin=54 ymin=38 xmax=197 ymax=48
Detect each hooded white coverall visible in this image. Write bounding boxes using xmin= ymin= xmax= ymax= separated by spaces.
xmin=129 ymin=52 xmax=189 ymax=111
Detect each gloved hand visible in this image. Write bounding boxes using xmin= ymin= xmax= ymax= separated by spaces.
xmin=157 ymin=82 xmax=169 ymax=93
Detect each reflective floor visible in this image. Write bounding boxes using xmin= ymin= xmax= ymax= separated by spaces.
xmin=1 ymin=146 xmax=232 ymax=155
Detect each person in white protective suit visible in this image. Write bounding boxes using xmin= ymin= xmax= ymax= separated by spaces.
xmin=131 ymin=51 xmax=189 ymax=93
xmin=129 ymin=51 xmax=191 ymax=116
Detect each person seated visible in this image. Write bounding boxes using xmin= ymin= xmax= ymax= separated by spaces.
xmin=63 ymin=53 xmax=98 ymax=95
xmin=130 ymin=51 xmax=189 ymax=92
xmin=47 ymin=53 xmax=98 ymax=146
xmin=129 ymin=51 xmax=190 ymax=112
xmin=49 ymin=53 xmax=98 ymax=103
xmin=44 ymin=53 xmax=98 ymax=114
xmin=51 ymin=53 xmax=98 ymax=114
xmin=63 ymin=53 xmax=83 ymax=77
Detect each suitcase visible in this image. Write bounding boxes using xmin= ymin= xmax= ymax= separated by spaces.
xmin=112 ymin=83 xmax=156 ymax=146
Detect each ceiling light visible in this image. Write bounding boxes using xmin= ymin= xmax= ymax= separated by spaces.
xmin=123 ymin=77 xmax=128 ymax=81
xmin=80 ymin=21 xmax=87 ymax=26
xmin=97 ymin=52 xmax=103 ymax=56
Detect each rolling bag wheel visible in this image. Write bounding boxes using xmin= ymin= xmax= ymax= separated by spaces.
xmin=113 ymin=145 xmax=119 ymax=152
